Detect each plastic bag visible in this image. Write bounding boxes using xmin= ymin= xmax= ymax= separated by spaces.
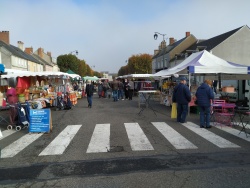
xmin=171 ymin=103 xmax=177 ymax=118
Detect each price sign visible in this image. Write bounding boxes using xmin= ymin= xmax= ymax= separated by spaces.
xmin=29 ymin=109 xmax=52 ymax=133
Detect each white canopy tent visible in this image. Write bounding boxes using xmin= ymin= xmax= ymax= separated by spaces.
xmin=153 ymin=50 xmax=250 ymax=78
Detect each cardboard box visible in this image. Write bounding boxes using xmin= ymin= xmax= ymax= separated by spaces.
xmin=222 ymin=86 xmax=234 ymax=93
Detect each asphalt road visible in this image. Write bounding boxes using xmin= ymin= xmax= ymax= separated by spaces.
xmin=0 ymin=94 xmax=250 ymax=187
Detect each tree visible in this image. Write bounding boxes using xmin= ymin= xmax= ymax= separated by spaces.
xmin=57 ymin=54 xmax=101 ymax=77
xmin=126 ymin=53 xmax=152 ymax=74
xmin=118 ymin=65 xmax=129 ymax=76
xmin=57 ymin=54 xmax=80 ymax=74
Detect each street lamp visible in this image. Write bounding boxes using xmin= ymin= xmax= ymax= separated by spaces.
xmin=154 ymin=32 xmax=167 ymax=70
xmin=69 ymin=50 xmax=78 ymax=55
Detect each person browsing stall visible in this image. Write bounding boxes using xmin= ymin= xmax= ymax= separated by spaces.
xmin=172 ymin=77 xmax=191 ymax=123
xmin=195 ymin=79 xmax=214 ymax=128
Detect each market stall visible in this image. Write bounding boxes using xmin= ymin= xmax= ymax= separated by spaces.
xmin=153 ymin=50 xmax=250 ymax=108
xmin=1 ymin=70 xmax=81 ymax=109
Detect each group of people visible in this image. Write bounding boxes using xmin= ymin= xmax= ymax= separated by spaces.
xmin=172 ymin=77 xmax=214 ymax=128
xmin=84 ymin=78 xmax=135 ymax=108
xmin=96 ymin=79 xmax=134 ymax=101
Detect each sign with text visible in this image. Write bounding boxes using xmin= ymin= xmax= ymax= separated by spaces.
xmin=29 ymin=109 xmax=52 ymax=133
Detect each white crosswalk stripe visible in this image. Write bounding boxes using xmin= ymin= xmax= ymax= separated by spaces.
xmin=212 ymin=122 xmax=250 ymax=142
xmin=1 ymin=121 xmax=249 ymax=158
xmin=87 ymin=124 xmax=110 ymax=153
xmin=39 ymin=125 xmax=82 ymax=156
xmin=124 ymin=123 xmax=154 ymax=151
xmin=152 ymin=122 xmax=198 ymax=149
xmin=0 ymin=129 xmax=16 ymax=141
xmin=183 ymin=122 xmax=240 ymax=148
xmin=1 ymin=133 xmax=44 ymax=158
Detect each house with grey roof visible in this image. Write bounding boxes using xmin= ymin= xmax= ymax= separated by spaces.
xmin=0 ymin=31 xmax=43 ymax=72
xmin=152 ymin=32 xmax=197 ymax=73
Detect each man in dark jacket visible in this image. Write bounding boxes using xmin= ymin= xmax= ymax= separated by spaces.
xmin=86 ymin=80 xmax=94 ymax=108
xmin=172 ymin=77 xmax=191 ymax=123
xmin=195 ymin=80 xmax=214 ymax=128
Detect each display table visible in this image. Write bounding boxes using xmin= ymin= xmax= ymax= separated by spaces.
xmin=138 ymin=90 xmax=157 ymax=116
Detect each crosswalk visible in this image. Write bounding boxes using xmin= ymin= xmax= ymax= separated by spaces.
xmin=0 ymin=122 xmax=250 ymax=159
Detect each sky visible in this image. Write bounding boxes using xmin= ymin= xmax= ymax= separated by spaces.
xmin=0 ymin=0 xmax=250 ymax=73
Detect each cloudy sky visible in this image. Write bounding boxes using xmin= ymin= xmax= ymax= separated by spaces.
xmin=0 ymin=0 xmax=249 ymax=73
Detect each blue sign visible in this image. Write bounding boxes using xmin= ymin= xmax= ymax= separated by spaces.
xmin=29 ymin=109 xmax=51 ymax=133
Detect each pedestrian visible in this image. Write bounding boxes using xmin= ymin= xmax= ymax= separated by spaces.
xmin=111 ymin=79 xmax=119 ymax=102
xmin=172 ymin=77 xmax=191 ymax=123
xmin=195 ymin=79 xmax=214 ymax=128
xmin=86 ymin=80 xmax=94 ymax=108
xmin=118 ymin=79 xmax=124 ymax=100
xmin=124 ymin=79 xmax=129 ymax=100
xmin=103 ymin=80 xmax=110 ymax=98
xmin=128 ymin=79 xmax=134 ymax=100
xmin=97 ymin=81 xmax=103 ymax=98
xmin=73 ymin=82 xmax=79 ymax=91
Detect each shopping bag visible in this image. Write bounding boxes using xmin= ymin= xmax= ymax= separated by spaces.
xmin=171 ymin=103 xmax=177 ymax=118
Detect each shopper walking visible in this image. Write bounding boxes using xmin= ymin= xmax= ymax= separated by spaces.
xmin=124 ymin=79 xmax=129 ymax=100
xmin=118 ymin=79 xmax=124 ymax=100
xmin=86 ymin=80 xmax=94 ymax=108
xmin=97 ymin=81 xmax=103 ymax=98
xmin=172 ymin=77 xmax=191 ymax=123
xmin=195 ymin=80 xmax=214 ymax=128
xmin=111 ymin=79 xmax=119 ymax=102
xmin=128 ymin=79 xmax=134 ymax=100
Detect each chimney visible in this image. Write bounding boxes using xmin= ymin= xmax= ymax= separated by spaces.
xmin=25 ymin=47 xmax=33 ymax=54
xmin=47 ymin=51 xmax=51 ymax=57
xmin=38 ymin=47 xmax=44 ymax=58
xmin=154 ymin=49 xmax=159 ymax=55
xmin=169 ymin=37 xmax=175 ymax=45
xmin=186 ymin=32 xmax=190 ymax=37
xmin=0 ymin=31 xmax=10 ymax=44
xmin=17 ymin=41 xmax=24 ymax=51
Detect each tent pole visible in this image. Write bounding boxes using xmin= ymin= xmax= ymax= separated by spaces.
xmin=218 ymin=73 xmax=221 ymax=90
xmin=188 ymin=73 xmax=191 ymax=116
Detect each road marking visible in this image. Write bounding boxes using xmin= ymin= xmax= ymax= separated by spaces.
xmin=0 ymin=129 xmax=16 ymax=141
xmin=152 ymin=122 xmax=198 ymax=149
xmin=183 ymin=122 xmax=240 ymax=148
xmin=87 ymin=124 xmax=110 ymax=153
xmin=39 ymin=125 xmax=82 ymax=156
xmin=124 ymin=123 xmax=154 ymax=151
xmin=1 ymin=133 xmax=44 ymax=158
xmin=212 ymin=122 xmax=250 ymax=142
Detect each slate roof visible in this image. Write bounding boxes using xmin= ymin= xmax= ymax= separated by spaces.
xmin=186 ymin=26 xmax=243 ymax=52
xmin=153 ymin=36 xmax=187 ymax=59
xmin=0 ymin=40 xmax=42 ymax=65
xmin=32 ymin=54 xmax=53 ymax=67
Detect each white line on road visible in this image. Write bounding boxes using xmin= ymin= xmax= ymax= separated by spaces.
xmin=152 ymin=122 xmax=198 ymax=149
xmin=183 ymin=122 xmax=240 ymax=148
xmin=124 ymin=123 xmax=154 ymax=151
xmin=1 ymin=133 xmax=44 ymax=158
xmin=39 ymin=125 xmax=82 ymax=156
xmin=86 ymin=124 xmax=110 ymax=153
xmin=0 ymin=129 xmax=16 ymax=141
xmin=212 ymin=122 xmax=250 ymax=142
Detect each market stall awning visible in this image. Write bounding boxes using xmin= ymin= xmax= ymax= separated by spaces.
xmin=1 ymin=69 xmax=79 ymax=79
xmin=119 ymin=74 xmax=155 ymax=79
xmin=83 ymin=76 xmax=99 ymax=81
xmin=153 ymin=50 xmax=250 ymax=77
